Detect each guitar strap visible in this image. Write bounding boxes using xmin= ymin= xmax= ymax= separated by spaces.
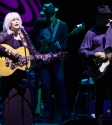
xmin=51 ymin=19 xmax=60 ymax=42
xmin=19 ymin=33 xmax=27 ymax=47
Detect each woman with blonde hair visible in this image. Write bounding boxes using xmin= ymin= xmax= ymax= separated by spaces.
xmin=0 ymin=12 xmax=46 ymax=125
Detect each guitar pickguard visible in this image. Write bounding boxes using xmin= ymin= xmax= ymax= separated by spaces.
xmin=10 ymin=61 xmax=28 ymax=70
xmin=5 ymin=57 xmax=28 ymax=70
xmin=99 ymin=60 xmax=110 ymax=72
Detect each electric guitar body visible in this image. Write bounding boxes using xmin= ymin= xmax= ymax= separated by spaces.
xmin=83 ymin=47 xmax=112 ymax=79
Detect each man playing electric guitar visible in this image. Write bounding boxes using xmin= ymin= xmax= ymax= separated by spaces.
xmin=37 ymin=23 xmax=85 ymax=53
xmin=79 ymin=5 xmax=112 ymax=125
xmin=30 ymin=3 xmax=71 ymax=121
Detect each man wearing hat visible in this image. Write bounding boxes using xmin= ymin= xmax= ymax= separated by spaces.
xmin=79 ymin=5 xmax=112 ymax=124
xmin=30 ymin=3 xmax=71 ymax=121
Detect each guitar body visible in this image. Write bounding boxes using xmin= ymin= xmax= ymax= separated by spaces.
xmin=83 ymin=47 xmax=112 ymax=79
xmin=0 ymin=44 xmax=69 ymax=76
xmin=0 ymin=44 xmax=31 ymax=76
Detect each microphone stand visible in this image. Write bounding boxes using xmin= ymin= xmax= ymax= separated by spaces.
xmin=19 ymin=29 xmax=29 ymax=125
xmin=21 ymin=28 xmax=41 ymax=125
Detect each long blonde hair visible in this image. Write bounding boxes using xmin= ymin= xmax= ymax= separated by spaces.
xmin=3 ymin=12 xmax=24 ymax=34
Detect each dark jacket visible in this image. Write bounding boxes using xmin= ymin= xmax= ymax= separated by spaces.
xmin=30 ymin=17 xmax=68 ymax=54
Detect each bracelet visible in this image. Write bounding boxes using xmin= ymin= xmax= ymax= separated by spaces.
xmin=5 ymin=48 xmax=8 ymax=53
xmin=5 ymin=48 xmax=10 ymax=53
xmin=5 ymin=49 xmax=12 ymax=54
xmin=8 ymin=49 xmax=12 ymax=54
xmin=10 ymin=50 xmax=12 ymax=54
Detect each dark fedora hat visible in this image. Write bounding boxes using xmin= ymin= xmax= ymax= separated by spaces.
xmin=93 ymin=5 xmax=112 ymax=15
xmin=40 ymin=3 xmax=58 ymax=16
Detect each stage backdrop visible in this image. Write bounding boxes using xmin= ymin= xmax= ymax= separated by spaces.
xmin=0 ymin=0 xmax=42 ymax=32
xmin=0 ymin=0 xmax=112 ymax=109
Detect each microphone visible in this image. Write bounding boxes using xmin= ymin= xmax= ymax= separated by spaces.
xmin=21 ymin=28 xmax=27 ymax=35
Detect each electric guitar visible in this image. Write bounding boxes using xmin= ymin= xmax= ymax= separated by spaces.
xmin=83 ymin=46 xmax=112 ymax=79
xmin=38 ymin=23 xmax=85 ymax=53
xmin=0 ymin=44 xmax=69 ymax=76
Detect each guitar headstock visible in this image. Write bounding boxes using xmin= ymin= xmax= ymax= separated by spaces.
xmin=57 ymin=51 xmax=70 ymax=59
xmin=72 ymin=23 xmax=85 ymax=34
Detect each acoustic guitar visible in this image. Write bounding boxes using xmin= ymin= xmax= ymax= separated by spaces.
xmin=0 ymin=44 xmax=69 ymax=76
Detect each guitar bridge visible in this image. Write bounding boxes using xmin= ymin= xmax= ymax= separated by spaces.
xmin=10 ymin=63 xmax=16 ymax=70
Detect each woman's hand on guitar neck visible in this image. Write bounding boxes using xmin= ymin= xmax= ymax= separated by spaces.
xmin=95 ymin=52 xmax=105 ymax=59
xmin=42 ymin=54 xmax=51 ymax=64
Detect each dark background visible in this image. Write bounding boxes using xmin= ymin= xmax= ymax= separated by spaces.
xmin=0 ymin=0 xmax=112 ymax=110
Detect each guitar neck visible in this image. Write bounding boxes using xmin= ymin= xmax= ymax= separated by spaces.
xmin=60 ymin=28 xmax=82 ymax=42
xmin=22 ymin=54 xmax=58 ymax=61
xmin=67 ymin=31 xmax=76 ymax=37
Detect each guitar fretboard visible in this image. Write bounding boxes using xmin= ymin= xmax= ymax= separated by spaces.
xmin=22 ymin=54 xmax=58 ymax=61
